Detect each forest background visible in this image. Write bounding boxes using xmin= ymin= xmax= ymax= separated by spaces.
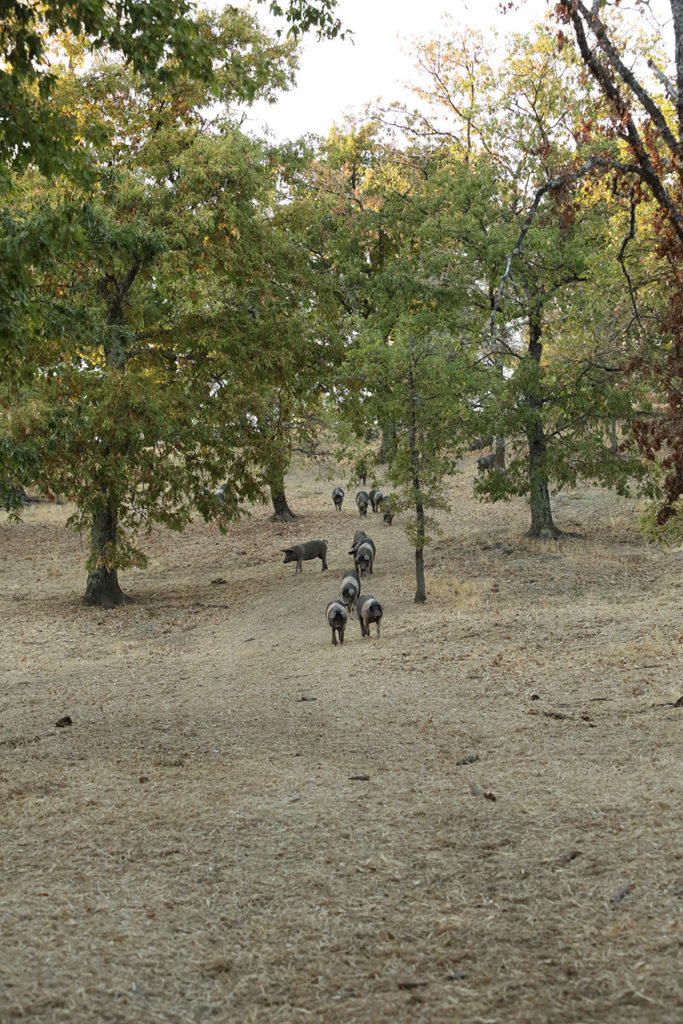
xmin=1 ymin=0 xmax=682 ymax=607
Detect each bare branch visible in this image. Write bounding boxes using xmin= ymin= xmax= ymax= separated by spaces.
xmin=617 ymin=187 xmax=645 ymax=332
xmin=647 ymin=57 xmax=678 ymax=104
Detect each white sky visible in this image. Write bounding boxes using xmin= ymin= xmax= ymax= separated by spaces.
xmin=201 ymin=0 xmax=674 ymax=142
xmin=245 ymin=0 xmax=549 ymax=140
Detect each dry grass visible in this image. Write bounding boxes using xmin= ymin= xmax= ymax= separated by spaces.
xmin=1 ymin=458 xmax=682 ymax=1023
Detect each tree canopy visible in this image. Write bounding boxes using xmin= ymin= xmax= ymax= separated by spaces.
xmin=2 ymin=0 xmax=681 ymax=609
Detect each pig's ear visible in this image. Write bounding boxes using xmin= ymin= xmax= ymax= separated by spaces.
xmin=282 ymin=548 xmax=292 ymax=554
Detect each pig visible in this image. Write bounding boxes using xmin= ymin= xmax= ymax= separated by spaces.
xmin=357 ymin=594 xmax=383 ymax=639
xmin=350 ymin=529 xmax=370 ymax=551
xmin=382 ymin=496 xmax=394 ymax=525
xmin=349 ymin=531 xmax=375 ymax=575
xmin=349 ymin=530 xmax=375 ymax=575
xmin=477 ymin=453 xmax=496 ymax=472
xmin=282 ymin=539 xmax=328 ymax=573
xmin=326 ymin=599 xmax=348 ymax=645
xmin=341 ymin=569 xmax=361 ymax=614
xmin=369 ymin=488 xmax=384 ymax=513
xmin=354 ymin=540 xmax=375 ymax=576
xmin=332 ymin=486 xmax=345 ymax=511
xmin=356 ymin=490 xmax=370 ymax=517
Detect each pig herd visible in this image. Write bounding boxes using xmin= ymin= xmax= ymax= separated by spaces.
xmin=281 ymin=485 xmax=389 ymax=646
xmin=325 ymin=526 xmax=383 ymax=645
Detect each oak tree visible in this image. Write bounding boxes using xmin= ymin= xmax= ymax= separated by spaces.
xmin=7 ymin=10 xmax=310 ymax=605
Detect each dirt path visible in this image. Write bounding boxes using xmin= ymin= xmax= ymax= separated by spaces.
xmin=1 ymin=459 xmax=682 ymax=1023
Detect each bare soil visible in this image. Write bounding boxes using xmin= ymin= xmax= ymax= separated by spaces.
xmin=1 ymin=457 xmax=682 ymax=1024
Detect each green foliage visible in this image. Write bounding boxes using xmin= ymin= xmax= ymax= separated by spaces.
xmin=0 ymin=3 xmax=304 ymax=548
xmin=0 ymin=431 xmax=41 ymax=518
xmin=303 ymin=127 xmax=490 ymax=597
xmin=400 ymin=24 xmax=663 ymax=531
xmin=1 ymin=10 xmax=339 ymax=591
xmin=0 ymin=1 xmax=217 ymax=184
xmin=639 ymin=499 xmax=683 ymax=545
xmin=265 ymin=0 xmax=345 ymax=40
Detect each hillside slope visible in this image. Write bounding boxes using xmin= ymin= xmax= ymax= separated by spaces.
xmin=1 ymin=456 xmax=681 ymax=1023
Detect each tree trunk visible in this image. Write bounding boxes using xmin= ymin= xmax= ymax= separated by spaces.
xmin=493 ymin=434 xmax=506 ymax=471
xmin=608 ymin=417 xmax=619 ymax=454
xmin=414 ymin=498 xmax=427 ymax=604
xmin=378 ymin=423 xmax=398 ymax=464
xmin=409 ymin=360 xmax=427 ymax=603
xmin=269 ymin=481 xmax=296 ymax=522
xmin=83 ymin=502 xmax=129 ymax=608
xmin=83 ymin=283 xmax=140 ymax=609
xmin=525 ymin=307 xmax=559 ymax=539
xmin=527 ymin=424 xmax=559 ymax=538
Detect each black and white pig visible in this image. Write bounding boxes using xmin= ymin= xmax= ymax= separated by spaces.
xmin=369 ymin=489 xmax=384 ymax=513
xmin=349 ymin=531 xmax=375 ymax=576
xmin=326 ymin=599 xmax=348 ymax=645
xmin=341 ymin=568 xmax=361 ymax=615
xmin=357 ymin=594 xmax=383 ymax=639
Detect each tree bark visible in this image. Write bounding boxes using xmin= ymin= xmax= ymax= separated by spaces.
xmin=378 ymin=423 xmax=398 ymax=463
xmin=83 ymin=270 xmax=141 ymax=608
xmin=83 ymin=501 xmax=129 ymax=608
xmin=527 ymin=424 xmax=559 ymax=538
xmin=493 ymin=434 xmax=506 ymax=471
xmin=608 ymin=417 xmax=619 ymax=454
xmin=525 ymin=308 xmax=559 ymax=539
xmin=409 ymin=359 xmax=427 ymax=603
xmin=414 ymin=498 xmax=427 ymax=603
xmin=269 ymin=480 xmax=296 ymax=522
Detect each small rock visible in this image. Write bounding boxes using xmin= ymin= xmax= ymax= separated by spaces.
xmin=557 ymin=849 xmax=582 ymax=865
xmin=470 ymin=781 xmax=496 ymax=801
xmin=611 ymin=884 xmax=633 ymax=902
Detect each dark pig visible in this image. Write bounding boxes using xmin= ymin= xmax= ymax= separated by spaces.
xmin=357 ymin=594 xmax=383 ymax=639
xmin=341 ymin=569 xmax=361 ymax=614
xmin=326 ymin=599 xmax=348 ymax=645
xmin=332 ymin=486 xmax=345 ymax=511
xmin=477 ymin=453 xmax=496 ymax=472
xmin=382 ymin=496 xmax=394 ymax=525
xmin=282 ymin=539 xmax=328 ymax=573
xmin=356 ymin=490 xmax=370 ymax=517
